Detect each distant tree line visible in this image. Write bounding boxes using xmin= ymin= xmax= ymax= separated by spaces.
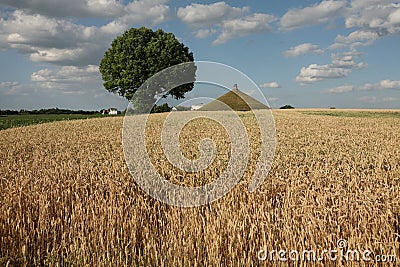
xmin=151 ymin=103 xmax=172 ymax=113
xmin=150 ymin=104 xmax=191 ymax=113
xmin=0 ymin=108 xmax=101 ymax=115
xmin=279 ymin=105 xmax=295 ymax=109
xmin=0 ymin=104 xmax=191 ymax=115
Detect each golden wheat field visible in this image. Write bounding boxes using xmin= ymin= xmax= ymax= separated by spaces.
xmin=1 ymin=109 xmax=399 ymax=266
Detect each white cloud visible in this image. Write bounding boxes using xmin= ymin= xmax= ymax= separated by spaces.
xmin=31 ymin=65 xmax=101 ymax=93
xmin=86 ymin=0 xmax=125 ymax=17
xmin=29 ymin=47 xmax=106 ymax=66
xmin=31 ymin=65 xmax=99 ymax=82
xmin=330 ymin=51 xmax=366 ymax=69
xmin=296 ymin=64 xmax=351 ymax=83
xmin=358 ymin=83 xmax=377 ymax=91
xmin=346 ymin=1 xmax=397 ymax=28
xmin=0 ymin=0 xmax=170 ymax=22
xmin=336 ymin=30 xmax=379 ymax=44
xmin=194 ymin=29 xmax=217 ymax=39
xmin=280 ymin=0 xmax=346 ymax=30
xmin=0 ymin=0 xmax=123 ymax=18
xmin=296 ymin=50 xmax=366 ymax=83
xmin=177 ymin=2 xmax=275 ymax=44
xmin=380 ymin=79 xmax=400 ymax=89
xmin=284 ymin=43 xmax=324 ymax=57
xmin=213 ymin=13 xmax=275 ymax=45
xmin=0 ymin=0 xmax=169 ymax=108
xmin=0 ymin=81 xmax=20 ymax=88
xmin=0 ymin=81 xmax=28 ymax=95
xmin=260 ymin=82 xmax=280 ymax=88
xmin=349 ymin=0 xmax=394 ymax=9
xmin=115 ymin=0 xmax=170 ymax=26
xmin=345 ymin=1 xmax=400 ymax=39
xmin=177 ymin=2 xmax=248 ymax=27
xmin=333 ymin=30 xmax=379 ymax=48
xmin=324 ymin=1 xmax=400 ymax=53
xmin=328 ymin=42 xmax=347 ymax=50
xmin=0 ymin=0 xmax=170 ymax=66
xmin=326 ymin=83 xmax=377 ymax=93
xmin=1 ymin=11 xmax=88 ymax=49
xmin=325 ymin=79 xmax=400 ymax=93
xmin=325 ymin=85 xmax=354 ymax=93
xmin=327 ymin=2 xmax=400 ymax=67
xmin=0 ymin=11 xmax=115 ymax=65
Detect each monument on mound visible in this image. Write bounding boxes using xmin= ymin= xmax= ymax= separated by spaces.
xmin=199 ymin=84 xmax=269 ymax=111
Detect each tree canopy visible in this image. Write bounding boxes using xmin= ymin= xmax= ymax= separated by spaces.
xmin=99 ymin=27 xmax=195 ymax=101
xmin=280 ymin=105 xmax=295 ymax=109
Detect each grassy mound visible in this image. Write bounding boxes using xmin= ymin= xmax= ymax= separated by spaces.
xmin=200 ymin=89 xmax=269 ymax=111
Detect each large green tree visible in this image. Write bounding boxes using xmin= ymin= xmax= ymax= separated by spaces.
xmin=99 ymin=27 xmax=195 ymax=102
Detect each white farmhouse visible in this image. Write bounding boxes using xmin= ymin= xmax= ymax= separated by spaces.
xmin=102 ymin=108 xmax=119 ymax=115
xmin=109 ymin=108 xmax=118 ymax=115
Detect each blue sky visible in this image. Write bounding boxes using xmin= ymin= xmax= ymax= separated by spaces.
xmin=0 ymin=0 xmax=399 ymax=110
